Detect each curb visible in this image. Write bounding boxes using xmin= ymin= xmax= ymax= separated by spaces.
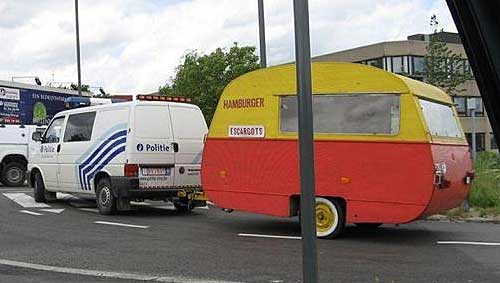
xmin=426 ymin=215 xmax=500 ymax=224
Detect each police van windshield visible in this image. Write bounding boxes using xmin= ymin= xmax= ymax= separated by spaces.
xmin=419 ymin=99 xmax=462 ymax=138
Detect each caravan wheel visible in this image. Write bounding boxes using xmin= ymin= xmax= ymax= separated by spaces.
xmin=315 ymin=197 xmax=345 ymax=239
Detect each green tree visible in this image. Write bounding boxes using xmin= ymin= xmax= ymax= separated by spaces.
xmin=424 ymin=15 xmax=468 ymax=95
xmin=160 ymin=43 xmax=259 ymax=124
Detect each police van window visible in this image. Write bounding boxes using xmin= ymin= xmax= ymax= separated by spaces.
xmin=169 ymin=106 xmax=206 ymax=139
xmin=63 ymin=112 xmax=96 ymax=142
xmin=43 ymin=117 xmax=65 ymax=143
xmin=280 ymin=94 xmax=400 ymax=134
xmin=419 ymin=99 xmax=462 ymax=138
xmin=135 ymin=106 xmax=172 ymax=138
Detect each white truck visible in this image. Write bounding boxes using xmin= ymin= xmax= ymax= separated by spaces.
xmin=0 ymin=125 xmax=45 ymax=186
xmin=27 ymin=95 xmax=208 ymax=214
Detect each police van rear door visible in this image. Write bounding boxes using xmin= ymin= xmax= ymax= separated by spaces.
xmin=131 ymin=104 xmax=175 ymax=189
xmin=169 ymin=104 xmax=208 ymax=188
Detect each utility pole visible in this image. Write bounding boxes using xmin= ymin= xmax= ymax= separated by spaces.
xmin=74 ymin=0 xmax=82 ymax=96
xmin=258 ymin=0 xmax=267 ymax=68
xmin=293 ymin=0 xmax=318 ymax=282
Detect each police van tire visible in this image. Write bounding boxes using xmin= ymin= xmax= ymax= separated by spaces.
xmin=1 ymin=162 xmax=26 ymax=187
xmin=96 ymin=178 xmax=116 ymax=215
xmin=174 ymin=200 xmax=194 ymax=213
xmin=33 ymin=172 xmax=46 ymax=203
xmin=315 ymin=197 xmax=345 ymax=239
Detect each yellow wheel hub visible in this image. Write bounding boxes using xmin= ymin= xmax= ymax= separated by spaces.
xmin=316 ymin=202 xmax=336 ymax=233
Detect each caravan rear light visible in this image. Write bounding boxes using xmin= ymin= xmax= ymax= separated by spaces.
xmin=465 ymin=171 xmax=475 ymax=184
xmin=124 ymin=164 xmax=139 ymax=177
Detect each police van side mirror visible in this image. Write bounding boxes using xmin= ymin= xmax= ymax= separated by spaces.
xmin=32 ymin=131 xmax=42 ymax=142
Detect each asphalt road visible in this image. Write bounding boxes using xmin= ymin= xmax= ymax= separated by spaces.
xmin=1 ymin=185 xmax=500 ymax=283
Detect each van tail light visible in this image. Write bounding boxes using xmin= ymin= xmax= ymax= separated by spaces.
xmin=124 ymin=164 xmax=139 ymax=177
xmin=203 ymin=134 xmax=208 ymax=144
xmin=465 ymin=171 xmax=475 ymax=184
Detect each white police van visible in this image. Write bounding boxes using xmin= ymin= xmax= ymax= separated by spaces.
xmin=27 ymin=95 xmax=208 ymax=214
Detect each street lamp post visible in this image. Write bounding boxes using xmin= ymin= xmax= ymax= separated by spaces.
xmin=74 ymin=0 xmax=82 ymax=96
xmin=293 ymin=0 xmax=318 ymax=282
xmin=258 ymin=0 xmax=267 ymax=68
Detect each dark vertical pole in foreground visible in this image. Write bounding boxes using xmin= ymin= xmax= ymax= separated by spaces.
xmin=258 ymin=0 xmax=267 ymax=68
xmin=74 ymin=0 xmax=82 ymax=96
xmin=293 ymin=0 xmax=318 ymax=282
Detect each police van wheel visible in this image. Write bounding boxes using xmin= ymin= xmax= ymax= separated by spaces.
xmin=174 ymin=200 xmax=194 ymax=213
xmin=2 ymin=162 xmax=26 ymax=187
xmin=96 ymin=178 xmax=116 ymax=215
xmin=34 ymin=172 xmax=46 ymax=203
xmin=315 ymin=197 xmax=345 ymax=239
xmin=34 ymin=173 xmax=56 ymax=203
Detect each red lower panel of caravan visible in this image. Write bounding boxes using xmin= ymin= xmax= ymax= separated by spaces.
xmin=201 ymin=138 xmax=472 ymax=224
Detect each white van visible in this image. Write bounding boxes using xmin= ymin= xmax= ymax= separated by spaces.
xmin=27 ymin=96 xmax=208 ymax=214
xmin=0 ymin=125 xmax=45 ymax=186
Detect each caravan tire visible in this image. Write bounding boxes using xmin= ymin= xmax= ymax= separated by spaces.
xmin=315 ymin=197 xmax=345 ymax=239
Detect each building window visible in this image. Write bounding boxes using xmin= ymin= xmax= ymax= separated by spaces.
xmin=412 ymin=56 xmax=425 ymax=75
xmin=467 ymin=97 xmax=484 ymax=116
xmin=453 ymin=97 xmax=484 ymax=117
xmin=366 ymin=58 xmax=383 ymax=69
xmin=454 ymin=97 xmax=467 ymax=116
xmin=392 ymin=56 xmax=404 ymax=73
xmin=384 ymin=57 xmax=392 ymax=72
xmin=491 ymin=133 xmax=498 ymax=150
xmin=403 ymin=56 xmax=410 ymax=74
xmin=465 ymin=133 xmax=486 ymax=152
xmin=464 ymin=59 xmax=474 ymax=78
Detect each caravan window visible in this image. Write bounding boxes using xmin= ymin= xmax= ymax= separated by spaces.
xmin=63 ymin=112 xmax=96 ymax=142
xmin=280 ymin=94 xmax=400 ymax=134
xmin=419 ymin=99 xmax=462 ymax=138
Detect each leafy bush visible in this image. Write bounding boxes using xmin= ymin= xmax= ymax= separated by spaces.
xmin=470 ymin=151 xmax=500 ymax=208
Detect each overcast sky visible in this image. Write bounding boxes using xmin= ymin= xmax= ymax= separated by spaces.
xmin=0 ymin=0 xmax=457 ymax=94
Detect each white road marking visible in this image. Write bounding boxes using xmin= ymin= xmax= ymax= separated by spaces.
xmin=0 ymin=189 xmax=32 ymax=192
xmin=0 ymin=258 xmax=240 ymax=283
xmin=40 ymin=208 xmax=65 ymax=214
xmin=3 ymin=193 xmax=50 ymax=208
xmin=19 ymin=210 xmax=43 ymax=216
xmin=238 ymin=233 xmax=302 ymax=240
xmin=130 ymin=201 xmax=152 ymax=206
xmin=195 ymin=206 xmax=209 ymax=210
xmin=437 ymin=241 xmax=500 ymax=246
xmin=78 ymin=208 xmax=99 ymax=213
xmin=151 ymin=205 xmax=175 ymax=210
xmin=94 ymin=221 xmax=149 ymax=229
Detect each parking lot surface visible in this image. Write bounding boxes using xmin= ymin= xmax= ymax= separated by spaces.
xmin=1 ymin=185 xmax=500 ymax=283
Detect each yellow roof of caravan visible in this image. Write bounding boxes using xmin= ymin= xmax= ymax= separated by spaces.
xmin=210 ymin=62 xmax=459 ymax=143
xmin=220 ymin=62 xmax=451 ymax=103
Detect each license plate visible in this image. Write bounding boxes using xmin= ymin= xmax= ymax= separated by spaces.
xmin=140 ymin=167 xmax=171 ymax=177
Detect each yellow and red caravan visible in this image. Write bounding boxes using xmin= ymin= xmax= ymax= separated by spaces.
xmin=202 ymin=62 xmax=473 ymax=238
